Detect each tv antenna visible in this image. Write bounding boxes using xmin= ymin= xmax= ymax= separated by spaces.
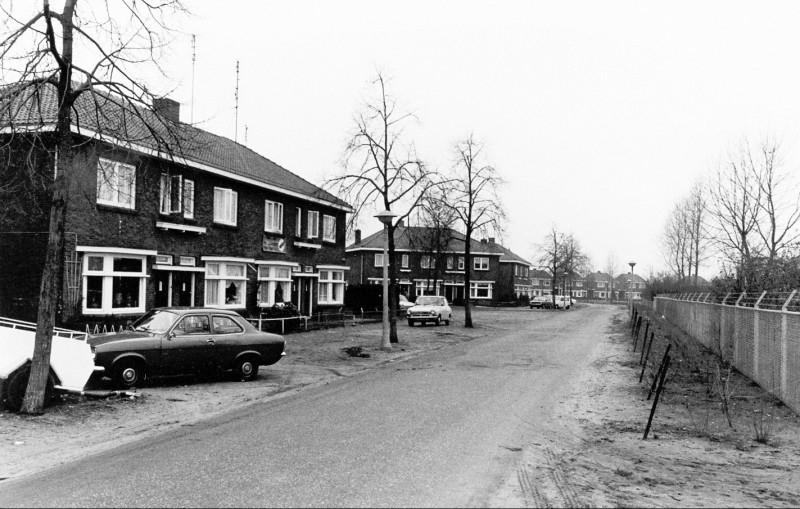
xmin=234 ymin=60 xmax=240 ymax=143
xmin=190 ymin=34 xmax=196 ymax=123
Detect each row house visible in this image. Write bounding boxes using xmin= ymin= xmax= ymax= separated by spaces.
xmin=345 ymin=226 xmax=509 ymax=305
xmin=584 ymin=272 xmax=616 ymax=300
xmin=0 ymin=84 xmax=352 ymax=326
xmin=493 ymin=242 xmax=535 ymax=301
xmin=530 ymin=269 xmax=553 ymax=296
xmin=614 ymin=273 xmax=647 ymax=300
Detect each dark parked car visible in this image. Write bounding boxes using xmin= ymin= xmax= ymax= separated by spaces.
xmin=89 ymin=307 xmax=285 ymax=388
xmin=530 ymin=296 xmax=555 ymax=309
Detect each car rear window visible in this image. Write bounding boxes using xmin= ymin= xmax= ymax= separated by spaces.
xmin=212 ymin=315 xmax=244 ymax=334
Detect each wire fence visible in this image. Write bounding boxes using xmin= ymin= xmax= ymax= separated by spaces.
xmin=655 ymin=291 xmax=800 ymax=415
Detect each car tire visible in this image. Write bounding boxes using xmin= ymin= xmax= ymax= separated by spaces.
xmin=445 ymin=316 xmax=451 ymax=326
xmin=2 ymin=365 xmax=55 ymax=413
xmin=408 ymin=320 xmax=414 ymax=327
xmin=113 ymin=359 xmax=146 ymax=389
xmin=235 ymin=356 xmax=260 ymax=382
xmin=435 ymin=315 xmax=441 ymax=326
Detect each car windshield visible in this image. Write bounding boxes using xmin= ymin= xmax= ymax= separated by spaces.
xmin=131 ymin=310 xmax=179 ymax=334
xmin=416 ymin=296 xmax=442 ymax=306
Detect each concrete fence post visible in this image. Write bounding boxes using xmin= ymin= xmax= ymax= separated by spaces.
xmin=780 ymin=290 xmax=797 ymax=399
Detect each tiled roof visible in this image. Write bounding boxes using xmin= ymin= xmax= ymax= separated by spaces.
xmin=495 ymin=244 xmax=534 ymax=266
xmin=347 ymin=226 xmax=506 ymax=255
xmin=0 ymin=82 xmax=350 ymax=210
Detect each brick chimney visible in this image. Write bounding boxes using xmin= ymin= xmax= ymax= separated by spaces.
xmin=489 ymin=237 xmax=495 ymax=243
xmin=153 ymin=97 xmax=180 ymax=123
xmin=355 ymin=229 xmax=361 ymax=244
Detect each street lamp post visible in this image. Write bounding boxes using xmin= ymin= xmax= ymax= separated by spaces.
xmin=375 ymin=210 xmax=397 ymax=351
xmin=628 ymin=261 xmax=636 ymax=314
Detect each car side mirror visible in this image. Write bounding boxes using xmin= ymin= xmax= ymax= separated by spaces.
xmin=168 ymin=331 xmax=177 ymax=340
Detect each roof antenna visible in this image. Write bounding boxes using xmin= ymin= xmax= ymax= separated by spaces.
xmin=190 ymin=34 xmax=196 ymax=124
xmin=245 ymin=125 xmax=248 ymax=146
xmin=234 ymin=60 xmax=240 ymax=143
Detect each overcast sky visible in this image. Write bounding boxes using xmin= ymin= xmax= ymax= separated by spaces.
xmin=152 ymin=1 xmax=800 ymax=279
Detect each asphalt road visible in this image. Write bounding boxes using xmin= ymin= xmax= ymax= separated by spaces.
xmin=0 ymin=305 xmax=612 ymax=507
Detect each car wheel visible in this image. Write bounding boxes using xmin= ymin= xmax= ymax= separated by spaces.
xmin=113 ymin=359 xmax=146 ymax=389
xmin=445 ymin=316 xmax=451 ymax=326
xmin=235 ymin=356 xmax=260 ymax=382
xmin=408 ymin=319 xmax=414 ymax=327
xmin=2 ymin=365 xmax=55 ymax=412
xmin=435 ymin=315 xmax=441 ymax=326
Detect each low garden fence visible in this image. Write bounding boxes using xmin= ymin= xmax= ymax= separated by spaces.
xmin=654 ymin=291 xmax=800 ymax=414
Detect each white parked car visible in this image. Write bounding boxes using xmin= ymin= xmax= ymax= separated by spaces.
xmin=398 ymin=294 xmax=415 ymax=316
xmin=407 ymin=296 xmax=452 ymax=326
xmin=554 ymin=296 xmax=572 ymax=309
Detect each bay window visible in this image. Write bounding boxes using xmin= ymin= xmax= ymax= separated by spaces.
xmin=318 ymin=268 xmax=345 ymax=305
xmin=470 ymin=282 xmax=493 ymax=299
xmin=204 ymin=261 xmax=247 ymax=307
xmin=257 ymin=263 xmax=294 ymax=307
xmin=81 ymin=251 xmax=149 ymax=314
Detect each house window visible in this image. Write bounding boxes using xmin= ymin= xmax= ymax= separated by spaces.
xmin=205 ymin=262 xmax=247 ymax=308
xmin=575 ymin=281 xmax=583 ymax=288
xmin=257 ymin=264 xmax=293 ymax=307
xmin=323 ymin=215 xmax=336 ymax=242
xmin=159 ymin=174 xmax=183 ymax=214
xmin=446 ymin=257 xmax=454 ymax=270
xmin=318 ymin=270 xmax=345 ymax=305
xmin=421 ymin=256 xmax=436 ymax=269
xmin=458 ymin=257 xmax=465 ymax=270
xmin=598 ymin=291 xmax=606 ymax=298
xmin=183 ymin=179 xmax=195 ymax=219
xmin=307 ymin=210 xmax=319 ymax=238
xmin=213 ymin=187 xmax=238 ymax=226
xmin=264 ymin=200 xmax=284 ymax=233
xmin=415 ymin=280 xmax=440 ymax=296
xmin=295 ymin=208 xmax=302 ymax=236
xmin=401 ymin=254 xmax=409 ymax=268
xmin=474 ymin=257 xmax=489 ymax=271
xmin=514 ymin=265 xmax=519 ymax=276
xmin=374 ymin=253 xmax=385 ymax=267
xmin=82 ymin=253 xmax=147 ymax=314
xmin=470 ymin=282 xmax=493 ymax=299
xmin=96 ymin=158 xmax=136 ymax=210
xmin=596 ymin=282 xmax=605 ymax=289
xmin=543 ymin=280 xmax=550 ymax=287
xmin=179 ymin=256 xmax=196 ymax=266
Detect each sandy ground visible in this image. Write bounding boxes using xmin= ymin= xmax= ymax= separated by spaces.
xmin=3 ymin=304 xmax=800 ymax=508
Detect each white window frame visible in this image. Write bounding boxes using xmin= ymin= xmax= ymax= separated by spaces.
xmin=204 ymin=261 xmax=248 ymax=308
xmin=296 ymin=207 xmax=302 ymax=236
xmin=323 ymin=214 xmax=336 ymax=242
xmin=374 ymin=253 xmax=385 ymax=268
xmin=264 ymin=200 xmax=284 ymax=233
xmin=470 ymin=282 xmax=493 ymax=299
xmin=82 ymin=253 xmax=148 ymax=315
xmin=597 ymin=282 xmax=605 ymax=289
xmin=307 ymin=210 xmax=319 ymax=238
xmin=257 ymin=263 xmax=294 ymax=307
xmin=318 ymin=269 xmax=345 ymax=305
xmin=474 ymin=257 xmax=489 ymax=271
xmin=415 ymin=280 xmax=441 ymax=296
xmin=421 ymin=256 xmax=436 ymax=269
xmin=213 ymin=187 xmax=238 ymax=226
xmin=96 ymin=158 xmax=136 ymax=210
xmin=183 ymin=179 xmax=195 ymax=219
xmin=159 ymin=173 xmax=183 ymax=215
xmin=458 ymin=256 xmax=465 ymax=270
xmin=401 ymin=254 xmax=409 ymax=268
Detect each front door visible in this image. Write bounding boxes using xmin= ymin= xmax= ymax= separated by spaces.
xmin=172 ymin=272 xmax=194 ymax=306
xmin=292 ymin=277 xmax=314 ymax=316
xmin=154 ymin=272 xmax=170 ymax=308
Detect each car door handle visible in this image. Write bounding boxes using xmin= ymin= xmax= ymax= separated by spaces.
xmin=206 ymin=338 xmax=216 ymax=344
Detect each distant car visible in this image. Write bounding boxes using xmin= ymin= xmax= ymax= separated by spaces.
xmin=554 ymin=296 xmax=572 ymax=310
xmin=529 ymin=296 xmax=554 ymax=309
xmin=407 ymin=296 xmax=452 ymax=326
xmin=398 ymin=294 xmax=415 ymax=316
xmin=89 ymin=307 xmax=286 ymax=389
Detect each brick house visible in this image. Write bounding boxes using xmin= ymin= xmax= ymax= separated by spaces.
xmin=530 ymin=269 xmax=553 ymax=296
xmin=584 ymin=271 xmax=616 ymax=301
xmin=0 ymin=85 xmax=352 ymax=326
xmin=615 ymin=273 xmax=647 ymax=300
xmin=492 ymin=242 xmax=534 ymax=301
xmin=344 ymin=225 xmax=506 ymax=305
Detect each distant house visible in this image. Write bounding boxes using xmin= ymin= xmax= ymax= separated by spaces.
xmin=584 ymin=271 xmax=615 ymax=300
xmin=345 ymin=225 xmax=518 ymax=305
xmin=615 ymin=273 xmax=647 ymax=301
xmin=530 ymin=269 xmax=553 ymax=296
xmin=0 ymin=83 xmax=352 ymax=325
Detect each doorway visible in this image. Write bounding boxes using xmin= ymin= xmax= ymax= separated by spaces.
xmin=292 ymin=277 xmax=315 ymax=316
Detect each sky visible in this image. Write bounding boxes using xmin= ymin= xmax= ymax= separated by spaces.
xmin=145 ymin=0 xmax=800 ymax=279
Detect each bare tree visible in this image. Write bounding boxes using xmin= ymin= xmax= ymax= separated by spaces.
xmin=0 ymin=0 xmax=187 ymax=414
xmin=326 ymin=72 xmax=436 ymax=343
xmin=707 ymin=139 xmax=763 ymax=291
xmin=445 ymin=134 xmax=505 ymax=328
xmin=750 ymin=139 xmax=800 ymax=287
xmin=536 ymin=227 xmax=566 ymax=308
xmin=605 ymin=252 xmax=620 ymax=300
xmin=561 ymin=235 xmax=590 ymax=298
xmin=409 ymin=190 xmax=458 ymax=296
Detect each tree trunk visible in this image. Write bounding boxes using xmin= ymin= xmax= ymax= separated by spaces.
xmin=388 ymin=223 xmax=398 ymax=343
xmin=464 ymin=229 xmax=473 ymax=328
